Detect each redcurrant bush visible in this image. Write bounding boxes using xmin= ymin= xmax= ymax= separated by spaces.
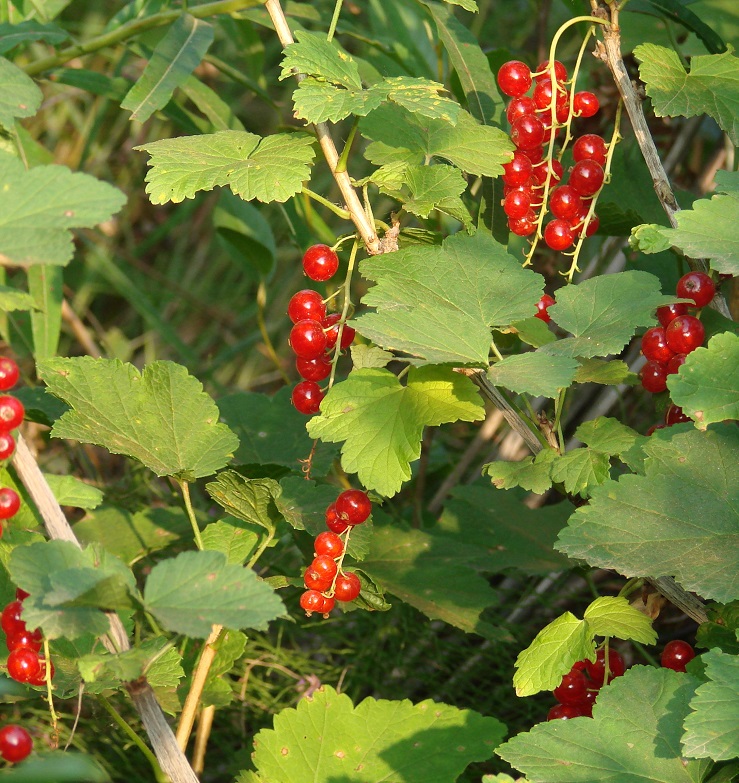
xmin=553 ymin=670 xmax=589 ymax=705
xmin=6 ymin=627 xmax=43 ymax=653
xmin=544 ymin=219 xmax=574 ymax=251
xmin=299 ymin=590 xmax=325 ymax=615
xmin=584 ymin=648 xmax=626 ymax=687
xmin=506 ymin=97 xmax=537 ymax=125
xmin=665 ymin=405 xmax=691 ymax=425
xmin=569 ymin=160 xmax=604 ymax=196
xmin=303 ymin=565 xmax=333 ymax=593
xmin=572 ymin=134 xmax=607 ymax=166
xmin=535 ymin=59 xmax=568 ymax=83
xmin=325 ymin=503 xmax=349 ymax=534
xmin=302 ymin=244 xmax=339 ymax=282
xmin=323 ymin=314 xmax=356 ymax=350
xmin=309 ymin=554 xmax=338 ymax=582
xmin=573 ymin=91 xmax=599 ymax=117
xmin=502 ymin=150 xmax=534 ymax=186
xmin=0 ymin=724 xmax=33 ymax=763
xmin=549 ymin=185 xmax=583 ymax=220
xmin=0 ymin=432 xmax=15 ymax=461
xmin=510 ymin=115 xmax=545 ymax=151
xmin=296 ymin=355 xmax=332 ymax=382
xmin=28 ymin=658 xmax=54 ymax=687
xmin=1 ymin=601 xmax=25 ymax=635
xmin=657 ymin=303 xmax=689 ymax=327
xmin=547 ymin=703 xmax=589 ymax=721
xmin=666 ymin=354 xmax=687 ymax=376
xmin=641 ymin=327 xmax=675 ymax=364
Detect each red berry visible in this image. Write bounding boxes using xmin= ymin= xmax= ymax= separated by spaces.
xmin=641 ymin=327 xmax=675 ymax=364
xmin=584 ymin=648 xmax=625 ymax=687
xmin=291 ymin=381 xmax=324 ymax=415
xmin=508 ymin=212 xmax=537 ymax=237
xmin=314 ymin=531 xmax=344 ymax=559
xmin=569 ymin=160 xmax=604 ymax=196
xmin=310 ymin=554 xmax=338 ymax=582
xmin=572 ymin=134 xmax=607 ymax=166
xmin=28 ymin=658 xmax=54 ymax=686
xmin=7 ymin=647 xmax=41 ymax=682
xmin=0 ymin=432 xmax=15 ymax=460
xmin=640 ymin=360 xmax=668 ymax=393
xmin=0 ymin=724 xmax=33 ymax=763
xmin=1 ymin=601 xmax=25 ymax=636
xmin=296 ymin=355 xmax=332 ymax=382
xmin=15 ymin=588 xmax=29 ymax=601
xmin=6 ymin=627 xmax=42 ymax=653
xmin=0 ymin=358 xmax=19 ymax=391
xmin=318 ymin=594 xmax=335 ymax=615
xmin=573 ymin=91 xmax=599 ymax=117
xmin=665 ymin=404 xmax=691 ymax=426
xmin=660 ymin=640 xmax=695 ymax=672
xmin=334 ymin=572 xmax=361 ymax=602
xmin=303 ymin=565 xmax=333 ymax=593
xmin=302 ymin=244 xmax=339 ymax=282
xmin=665 ymin=315 xmax=705 ymax=354
xmin=535 ymin=59 xmax=568 ymax=83
xmin=322 ymin=314 xmax=355 ymax=350
xmin=666 ymin=353 xmax=687 ymax=375
xmin=502 ymin=150 xmax=534 ymax=187
xmin=300 ymin=589 xmax=324 ymax=615
xmin=533 ymin=78 xmax=568 ymax=112
xmin=503 ymin=188 xmax=532 ymax=219
xmin=549 ymin=185 xmax=583 ymax=220
xmin=520 ymin=146 xmax=544 ymax=164
xmin=676 ymin=272 xmax=715 ymax=308
xmin=553 ymin=669 xmax=589 ymax=705
xmin=0 ymin=487 xmax=20 ymax=520
xmin=0 ymin=396 xmax=24 ymax=432
xmin=506 ymin=96 xmax=537 ymax=125
xmin=657 ymin=303 xmax=689 ymax=327
xmin=288 ymin=290 xmax=326 ymax=324
xmin=335 ymin=489 xmax=372 ymax=525
xmin=497 ymin=60 xmax=532 ymax=97
xmin=547 ymin=703 xmax=589 ymax=720
xmin=571 ymin=210 xmax=599 ymax=237
xmin=511 ymin=115 xmax=545 ymax=150
xmin=325 ymin=503 xmax=348 ymax=534
xmin=535 ymin=294 xmax=555 ymax=322
xmin=289 ymin=319 xmax=328 ymax=359
xmin=544 ymin=219 xmax=574 ymax=251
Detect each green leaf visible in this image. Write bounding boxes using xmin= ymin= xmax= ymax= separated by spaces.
xmin=355 ymin=231 xmax=544 ymax=366
xmin=509 ymin=317 xmax=557 ymax=348
xmin=144 ymin=550 xmax=284 ymax=638
xmin=292 ymin=77 xmax=385 ymax=124
xmin=0 ymin=21 xmax=69 ymax=54
xmin=41 ymin=357 xmax=238 ymax=480
xmin=549 ymin=448 xmax=611 ymax=498
xmin=574 ymin=358 xmax=637 ymax=386
xmin=484 ymin=450 xmax=556 ymax=495
xmin=583 ymin=596 xmax=657 ymax=644
xmin=350 ymin=344 xmax=393 ymax=370
xmin=556 ymin=425 xmax=739 ymax=603
xmin=629 ymin=223 xmax=673 ymax=255
xmin=0 ymin=56 xmax=42 ymax=129
xmin=29 ymin=264 xmax=62 ymax=360
xmin=642 ymin=0 xmax=726 ymax=54
xmin=682 ymin=649 xmax=739 ymax=760
xmin=668 ymin=332 xmax=739 ymax=428
xmin=697 ymin=602 xmax=739 ymax=655
xmin=45 ymin=474 xmax=103 ymax=510
xmin=0 ymin=152 xmax=126 ymax=267
xmin=0 ymin=753 xmax=109 ymax=782
xmin=280 ymin=30 xmax=362 ymax=89
xmin=500 ymin=667 xmax=703 ymax=782
xmin=78 ymin=637 xmax=183 ymax=688
xmin=383 ymin=76 xmax=460 ymax=122
xmin=137 ymin=130 xmax=316 ymax=205
xmin=635 ymin=43 xmax=739 ymax=144
xmin=205 ymin=471 xmax=281 ymax=533
xmin=252 ymin=685 xmax=504 ymax=783
xmin=214 ymin=191 xmax=276 ymax=278
xmin=180 ymin=75 xmax=245 ymax=132
xmin=201 ymin=519 xmax=259 ymax=566
xmin=575 ymin=417 xmax=641 ymax=457
xmin=202 ymin=628 xmax=247 ymax=707
xmin=542 ymin=271 xmax=673 ymax=359
xmin=307 ymin=366 xmax=484 ymax=497
xmin=381 ymin=164 xmax=468 ymax=223
xmin=513 ymin=612 xmax=595 ymax=696
xmin=487 ymin=352 xmax=579 ymax=398
xmin=0 ymin=284 xmax=35 ymax=312
xmin=121 ymin=15 xmax=214 ymax=123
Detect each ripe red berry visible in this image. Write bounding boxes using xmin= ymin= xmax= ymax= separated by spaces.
xmin=533 ymin=78 xmax=568 ymax=112
xmin=657 ymin=303 xmax=689 ymax=327
xmin=535 ymin=59 xmax=568 ymax=83
xmin=504 ymin=188 xmax=532 ymax=219
xmin=676 ymin=272 xmax=715 ymax=308
xmin=569 ymin=160 xmax=604 ymax=196
xmin=502 ymin=150 xmax=534 ymax=187
xmin=335 ymin=489 xmax=372 ymax=525
xmin=28 ymin=658 xmax=54 ymax=686
xmin=660 ymin=640 xmax=695 ymax=672
xmin=666 ymin=353 xmax=687 ymax=375
xmin=572 ymin=134 xmax=607 ymax=167
xmin=640 ymin=360 xmax=668 ymax=393
xmin=665 ymin=404 xmax=691 ymax=426
xmin=0 ymin=358 xmax=19 ymax=391
xmin=535 ymin=294 xmax=555 ymax=322
xmin=544 ymin=219 xmax=574 ymax=251
xmin=641 ymin=327 xmax=675 ymax=364
xmin=511 ymin=115 xmax=545 ymax=151
xmin=549 ymin=185 xmax=583 ymax=220
xmin=506 ymin=96 xmax=537 ymax=125
xmin=288 ymin=290 xmax=326 ymax=324
xmin=0 ymin=488 xmax=20 ymax=520
xmin=334 ymin=572 xmax=361 ymax=602
xmin=0 ymin=396 xmax=24 ymax=432
xmin=571 ymin=210 xmax=599 ymax=237
xmin=302 ymin=244 xmax=339 ymax=282
xmin=296 ymin=355 xmax=332 ymax=382
xmin=0 ymin=432 xmax=15 ymax=461
xmin=497 ymin=60 xmax=532 ymax=97
xmin=553 ymin=669 xmax=589 ymax=705
xmin=573 ymin=91 xmax=599 ymax=117
xmin=15 ymin=588 xmax=29 ymax=601
xmin=1 ymin=601 xmax=25 ymax=636
xmin=547 ymin=703 xmax=589 ymax=720
xmin=665 ymin=315 xmax=705 ymax=354
xmin=323 ymin=314 xmax=355 ymax=350
xmin=303 ymin=565 xmax=333 ymax=593
xmin=299 ymin=589 xmax=324 ymax=615
xmin=318 ymin=594 xmax=335 ymax=615
xmin=509 ymin=212 xmax=537 ymax=237
xmin=584 ymin=648 xmax=625 ymax=687
xmin=310 ymin=554 xmax=338 ymax=582
xmin=0 ymin=724 xmax=33 ymax=763
xmin=314 ymin=531 xmax=344 ymax=559
xmin=7 ymin=647 xmax=41 ymax=682
xmin=289 ymin=319 xmax=328 ymax=359
xmin=291 ymin=381 xmax=324 ymax=415
xmin=6 ymin=627 xmax=42 ymax=653
xmin=325 ymin=503 xmax=348 ymax=534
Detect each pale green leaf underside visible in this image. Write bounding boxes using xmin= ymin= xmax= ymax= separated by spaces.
xmin=137 ymin=130 xmax=316 ymax=205
xmin=486 ymin=352 xmax=579 ymax=398
xmin=575 ymin=358 xmax=636 ymax=386
xmin=0 ymin=56 xmax=42 ymax=129
xmin=41 ymin=357 xmax=238 ymax=480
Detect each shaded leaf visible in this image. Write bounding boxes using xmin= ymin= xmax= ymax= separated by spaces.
xmin=0 ymin=21 xmax=69 ymax=54
xmin=45 ymin=474 xmax=103 ymax=510
xmin=0 ymin=56 xmax=42 ymax=129
xmin=549 ymin=448 xmax=611 ymax=498
xmin=575 ymin=358 xmax=637 ymax=386
xmin=205 ymin=471 xmax=281 ymax=533
xmin=486 ymin=352 xmax=579 ymax=398
xmin=201 ymin=519 xmax=259 ymax=565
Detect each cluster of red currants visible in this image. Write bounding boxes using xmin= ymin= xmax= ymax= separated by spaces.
xmin=298 ymin=489 xmax=370 ymax=617
xmin=288 ymin=245 xmax=356 ymax=415
xmin=497 ymin=59 xmax=603 ymax=249
xmin=2 ymin=588 xmax=54 ymax=687
xmin=0 ymin=358 xmax=24 ymax=537
xmin=641 ymin=271 xmax=715 ymax=428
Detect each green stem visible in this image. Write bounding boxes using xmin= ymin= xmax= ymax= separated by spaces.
xmin=553 ymin=388 xmax=567 ymax=453
xmin=24 ymin=0 xmax=263 ymax=76
xmin=490 ymin=338 xmax=504 ymax=362
xmin=632 ymin=639 xmax=660 ymax=667
xmin=97 ymin=694 xmax=167 ymax=783
xmin=326 ymin=0 xmax=344 ymax=42
xmin=246 ymin=527 xmax=276 ymax=570
xmin=328 ymin=239 xmax=359 ymax=389
xmin=335 ymin=117 xmax=359 ymax=174
xmin=178 ymin=479 xmax=204 ymax=550
xmin=617 ymin=576 xmax=645 ymax=598
xmin=42 ymin=639 xmax=58 ymax=733
xmin=256 ymin=280 xmax=290 ymax=384
xmin=302 ymin=187 xmax=352 ymax=220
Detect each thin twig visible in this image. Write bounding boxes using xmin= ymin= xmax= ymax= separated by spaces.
xmin=192 ymin=705 xmax=216 ymax=776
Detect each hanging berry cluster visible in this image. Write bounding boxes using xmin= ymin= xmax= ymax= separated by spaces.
xmin=288 ymin=244 xmax=356 ymax=415
xmin=2 ymin=588 xmax=54 ymax=688
xmin=641 ymin=271 xmax=715 ymax=428
xmin=0 ymin=358 xmax=24 ymax=535
xmin=299 ymin=489 xmax=370 ymax=617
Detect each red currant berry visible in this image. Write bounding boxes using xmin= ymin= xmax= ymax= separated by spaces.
xmin=647 ymin=424 xmax=666 ymax=436
xmin=325 ymin=503 xmax=349 ymax=534
xmin=547 ymin=703 xmax=589 ymax=720
xmin=535 ymin=294 xmax=555 ymax=322
xmin=334 ymin=571 xmax=361 ymax=602
xmin=0 ymin=488 xmax=20 ymax=520
xmin=296 ymin=355 xmax=332 ymax=382
xmin=569 ymin=160 xmax=604 ymax=196
xmin=665 ymin=315 xmax=705 ymax=354
xmin=553 ymin=669 xmax=589 ymax=705
xmin=28 ymin=658 xmax=54 ymax=686
xmin=640 ymin=360 xmax=668 ymax=393
xmin=506 ymin=96 xmax=537 ymax=125
xmin=520 ymin=146 xmax=544 ymax=164
xmin=657 ymin=303 xmax=689 ymax=328
xmin=544 ymin=219 xmax=574 ymax=251
xmin=571 ymin=210 xmax=599 ymax=237
xmin=572 ymin=134 xmax=607 ymax=167
xmin=535 ymin=59 xmax=568 ymax=83
xmin=573 ymin=91 xmax=599 ymax=117
xmin=508 ymin=212 xmax=537 ymax=237
xmin=291 ymin=381 xmax=324 ymax=415
xmin=676 ymin=272 xmax=715 ymax=308
xmin=310 ymin=554 xmax=338 ymax=582
xmin=503 ymin=189 xmax=532 ymax=219
xmin=660 ymin=640 xmax=695 ymax=672
xmin=6 ymin=627 xmax=42 ymax=653
xmin=302 ymin=244 xmax=339 ymax=282
xmin=323 ymin=314 xmax=356 ymax=350
xmin=7 ymin=647 xmax=41 ymax=682
xmin=288 ymin=290 xmax=326 ymax=324
xmin=0 ymin=358 xmax=19 ymax=391
xmin=665 ymin=404 xmax=691 ymax=426
xmin=303 ymin=565 xmax=333 ymax=593
xmin=641 ymin=327 xmax=675 ymax=364
xmin=318 ymin=594 xmax=335 ymax=615
xmin=497 ymin=60 xmax=532 ymax=97
xmin=0 ymin=432 xmax=15 ymax=461
xmin=335 ymin=489 xmax=372 ymax=525
xmin=549 ymin=185 xmax=583 ymax=220
xmin=0 ymin=724 xmax=33 ymax=763
xmin=314 ymin=531 xmax=344 ymax=559
xmin=584 ymin=648 xmax=625 ymax=687
xmin=666 ymin=353 xmax=687 ymax=375
xmin=1 ymin=601 xmax=25 ymax=636
xmin=15 ymin=588 xmax=29 ymax=601
xmin=533 ymin=79 xmax=568 ymax=112
xmin=511 ymin=115 xmax=545 ymax=151
xmin=289 ymin=319 xmax=328 ymax=360
xmin=502 ymin=150 xmax=534 ymax=187
xmin=299 ymin=589 xmax=324 ymax=615
xmin=0 ymin=396 xmax=24 ymax=431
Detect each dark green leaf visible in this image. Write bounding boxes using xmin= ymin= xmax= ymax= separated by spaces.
xmin=487 ymin=352 xmax=579 ymax=398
